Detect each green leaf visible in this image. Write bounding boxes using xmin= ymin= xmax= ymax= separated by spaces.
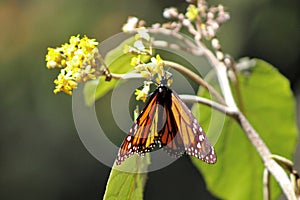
xmin=103 ymin=155 xmax=150 ymax=200
xmin=103 ymin=106 xmax=150 ymax=200
xmin=191 ymin=59 xmax=298 ymax=200
xmin=84 ymin=37 xmax=150 ymax=106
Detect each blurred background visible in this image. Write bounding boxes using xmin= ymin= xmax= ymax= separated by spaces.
xmin=0 ymin=0 xmax=299 ymax=199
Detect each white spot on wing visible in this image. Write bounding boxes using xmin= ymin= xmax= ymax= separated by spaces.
xmin=198 ymin=134 xmax=204 ymax=142
xmin=193 ymin=120 xmax=197 ymax=129
xmin=192 ymin=127 xmax=196 ymax=134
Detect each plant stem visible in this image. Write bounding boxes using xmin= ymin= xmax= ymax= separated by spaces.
xmin=179 ymin=94 xmax=236 ymax=117
xmin=164 ymin=60 xmax=226 ymax=105
xmin=263 ymin=168 xmax=271 ymax=200
xmin=195 ymin=40 xmax=239 ymax=112
xmin=236 ymin=113 xmax=297 ymax=200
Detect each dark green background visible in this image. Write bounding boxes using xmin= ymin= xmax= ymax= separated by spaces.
xmin=0 ymin=0 xmax=299 ymax=199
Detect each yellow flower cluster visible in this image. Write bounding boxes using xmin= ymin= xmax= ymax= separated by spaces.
xmin=133 ymin=54 xmax=164 ymax=80
xmin=45 ymin=35 xmax=99 ymax=95
xmin=123 ymin=29 xmax=172 ymax=102
xmin=132 ymin=54 xmax=172 ymax=101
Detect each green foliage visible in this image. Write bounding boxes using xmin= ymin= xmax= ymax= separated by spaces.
xmin=103 ymin=106 xmax=150 ymax=200
xmin=103 ymin=153 xmax=150 ymax=200
xmin=192 ymin=59 xmax=298 ymax=199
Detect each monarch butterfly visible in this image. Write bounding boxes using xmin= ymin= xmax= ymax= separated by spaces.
xmin=115 ymin=77 xmax=216 ymax=165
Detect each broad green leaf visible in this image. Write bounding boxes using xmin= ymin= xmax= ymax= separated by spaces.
xmin=103 ymin=154 xmax=150 ymax=200
xmin=192 ymin=59 xmax=298 ymax=200
xmin=103 ymin=107 xmax=150 ymax=200
xmin=84 ymin=37 xmax=150 ymax=106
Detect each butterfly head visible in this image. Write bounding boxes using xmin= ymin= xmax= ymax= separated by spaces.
xmin=159 ymin=75 xmax=169 ymax=86
xmin=158 ymin=71 xmax=173 ymax=87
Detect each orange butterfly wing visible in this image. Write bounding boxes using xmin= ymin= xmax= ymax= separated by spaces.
xmin=115 ymin=85 xmax=216 ymax=165
xmin=170 ymin=91 xmax=216 ymax=164
xmin=115 ymin=90 xmax=163 ymax=165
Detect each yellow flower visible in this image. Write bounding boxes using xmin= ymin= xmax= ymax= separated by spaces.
xmin=186 ymin=5 xmax=198 ymax=21
xmin=134 ymin=54 xmax=165 ymax=80
xmin=45 ymin=47 xmax=66 ymax=69
xmin=46 ymin=35 xmax=100 ymax=95
xmin=151 ymin=54 xmax=164 ymax=77
xmin=53 ymin=69 xmax=78 ymax=95
xmin=140 ymin=71 xmax=151 ymax=79
xmin=78 ymin=35 xmax=99 ymax=53
xmin=130 ymin=55 xmax=142 ymax=66
xmin=69 ymin=35 xmax=80 ymax=46
xmin=135 ymin=82 xmax=150 ymax=102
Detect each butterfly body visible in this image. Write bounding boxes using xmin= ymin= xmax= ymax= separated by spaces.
xmin=116 ymin=83 xmax=216 ymax=165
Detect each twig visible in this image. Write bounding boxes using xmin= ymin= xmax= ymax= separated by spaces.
xmin=148 ymin=28 xmax=204 ymax=56
xmin=263 ymin=168 xmax=271 ymax=200
xmin=152 ymin=40 xmax=202 ymax=56
xmin=236 ymin=113 xmax=297 ymax=200
xmin=101 ymin=72 xmax=143 ymax=80
xmin=179 ymin=94 xmax=236 ymax=117
xmin=109 ymin=73 xmax=123 ymax=80
xmin=195 ymin=40 xmax=239 ymax=111
xmin=148 ymin=28 xmax=235 ymax=109
xmin=164 ymin=60 xmax=226 ymax=105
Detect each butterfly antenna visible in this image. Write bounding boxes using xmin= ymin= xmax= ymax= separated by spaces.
xmin=160 ymin=71 xmax=173 ymax=86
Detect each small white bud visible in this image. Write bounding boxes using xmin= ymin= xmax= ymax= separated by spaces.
xmin=163 ymin=7 xmax=178 ymax=19
xmin=216 ymin=51 xmax=224 ymax=61
xmin=211 ymin=38 xmax=221 ymax=49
